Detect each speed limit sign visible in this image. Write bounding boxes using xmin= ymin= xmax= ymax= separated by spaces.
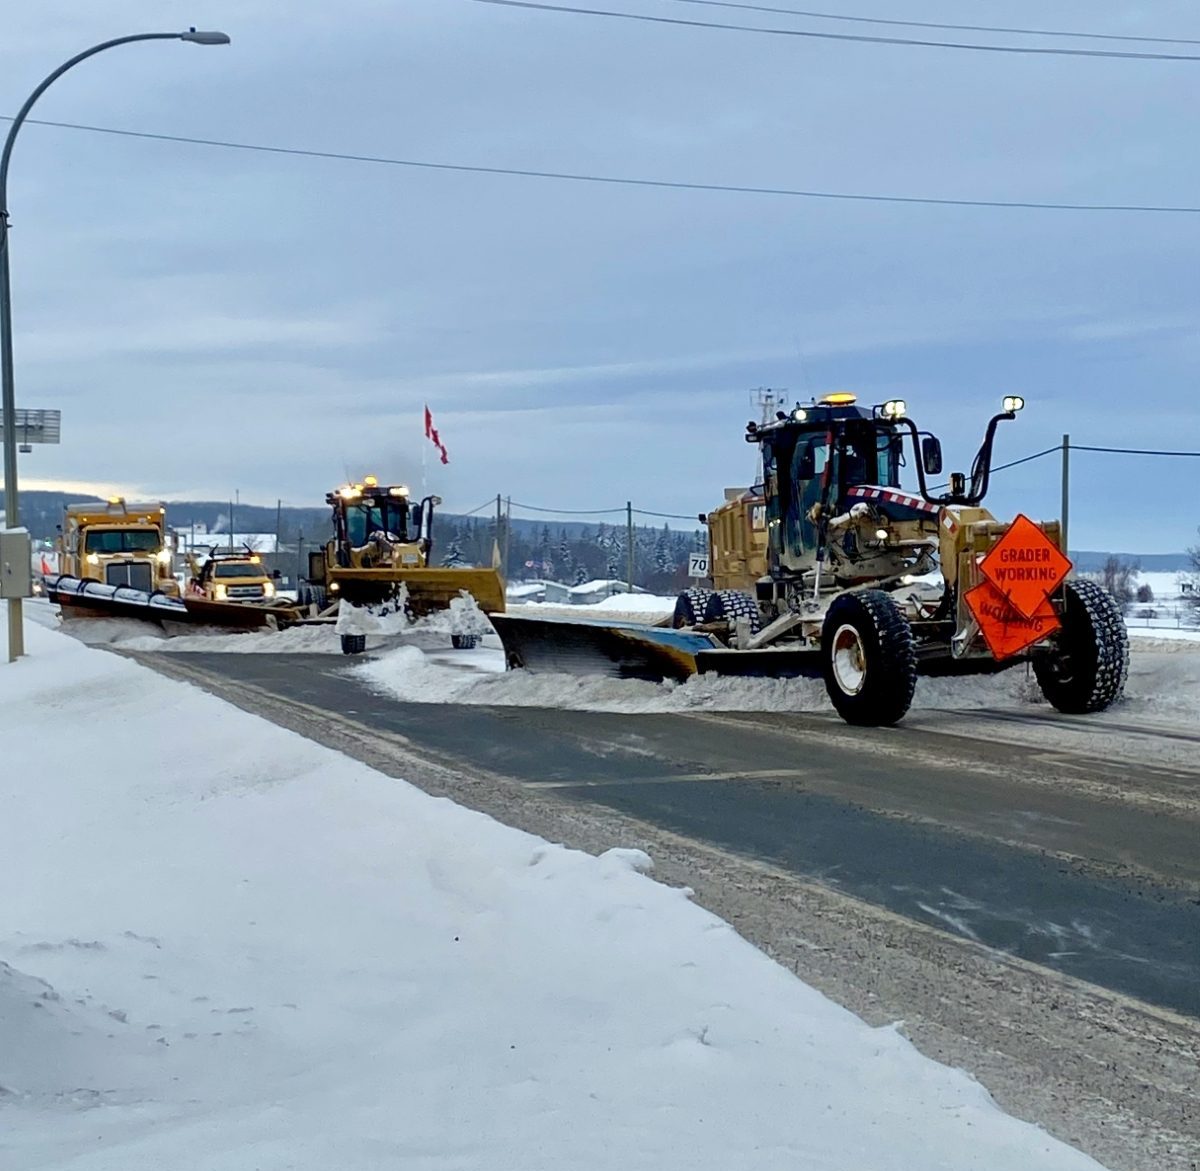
xmin=688 ymin=553 xmax=710 ymax=578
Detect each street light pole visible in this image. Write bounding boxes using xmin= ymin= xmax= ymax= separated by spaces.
xmin=0 ymin=29 xmax=230 ymax=662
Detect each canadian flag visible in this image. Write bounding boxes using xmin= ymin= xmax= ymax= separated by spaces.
xmin=424 ymin=405 xmax=449 ymax=465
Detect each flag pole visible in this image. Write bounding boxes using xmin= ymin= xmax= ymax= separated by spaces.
xmin=421 ymin=408 xmax=428 ymax=499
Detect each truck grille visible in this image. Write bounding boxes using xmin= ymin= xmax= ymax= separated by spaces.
xmin=226 ymin=584 xmax=265 ymax=599
xmin=106 ymin=562 xmax=153 ymax=592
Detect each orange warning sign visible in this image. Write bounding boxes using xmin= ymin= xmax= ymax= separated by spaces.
xmin=979 ymin=513 xmax=1071 ymax=620
xmin=965 ymin=579 xmax=1061 ymax=661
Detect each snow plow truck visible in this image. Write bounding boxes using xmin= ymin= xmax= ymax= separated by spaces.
xmin=57 ymin=498 xmax=178 ymax=596
xmin=491 ymin=394 xmax=1128 ymax=726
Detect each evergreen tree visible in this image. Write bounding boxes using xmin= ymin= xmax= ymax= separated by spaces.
xmin=441 ymin=541 xmax=466 ymax=568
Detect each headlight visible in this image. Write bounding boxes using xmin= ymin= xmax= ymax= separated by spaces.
xmin=874 ymin=528 xmax=889 ymax=542
xmin=329 ymin=581 xmax=340 ymax=592
xmin=214 ymin=584 xmax=227 ymax=599
xmin=156 ymin=549 xmax=172 ymax=564
xmin=86 ymin=553 xmax=100 ymax=566
xmin=1003 ymin=395 xmax=1025 ymax=413
xmin=881 ymin=399 xmax=907 ymax=419
xmin=263 ymin=581 xmax=275 ymax=597
xmin=791 ymin=408 xmax=807 ymax=422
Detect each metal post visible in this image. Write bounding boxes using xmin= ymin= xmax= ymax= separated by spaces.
xmin=1 ymin=234 xmax=20 ymax=660
xmin=275 ymin=497 xmax=282 ymax=554
xmin=1061 ymin=433 xmax=1070 ymax=561
xmin=297 ymin=529 xmax=304 ymax=587
xmin=503 ymin=496 xmax=511 ymax=578
xmin=0 ymin=29 xmax=229 ymax=664
xmin=229 ymin=496 xmax=235 ymax=551
xmin=626 ymin=501 xmax=634 ymax=595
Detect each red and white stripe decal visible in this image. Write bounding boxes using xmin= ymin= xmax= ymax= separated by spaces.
xmin=847 ymin=485 xmax=940 ymax=515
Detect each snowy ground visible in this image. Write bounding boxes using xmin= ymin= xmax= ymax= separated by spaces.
xmin=0 ymin=621 xmax=1108 ymax=1170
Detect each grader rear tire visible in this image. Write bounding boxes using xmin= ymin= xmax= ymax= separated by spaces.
xmin=821 ymin=590 xmax=917 ymax=726
xmin=672 ymin=587 xmax=712 ymax=628
xmin=1033 ymin=579 xmax=1128 ymax=714
xmin=702 ymin=589 xmax=762 ymax=635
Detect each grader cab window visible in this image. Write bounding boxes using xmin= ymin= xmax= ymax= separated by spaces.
xmin=345 ymin=501 xmax=411 ymax=546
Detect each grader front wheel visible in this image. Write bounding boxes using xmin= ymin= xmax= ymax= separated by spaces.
xmin=821 ymin=590 xmax=917 ymax=726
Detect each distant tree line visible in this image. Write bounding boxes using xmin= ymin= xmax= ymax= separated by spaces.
xmin=438 ymin=517 xmax=705 ymax=594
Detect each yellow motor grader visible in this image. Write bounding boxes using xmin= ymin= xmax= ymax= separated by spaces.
xmin=301 ymin=476 xmax=505 ymax=655
xmin=492 ymin=394 xmax=1128 ymax=725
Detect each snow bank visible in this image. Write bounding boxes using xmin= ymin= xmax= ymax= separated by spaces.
xmin=360 ymin=641 xmax=1043 ymax=714
xmin=1 ymin=623 xmax=1104 ymax=1170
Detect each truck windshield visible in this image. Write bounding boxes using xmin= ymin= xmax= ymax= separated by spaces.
xmin=345 ymin=501 xmax=410 ymax=546
xmin=213 ymin=562 xmax=265 ymax=579
xmin=85 ymin=529 xmax=160 ymax=554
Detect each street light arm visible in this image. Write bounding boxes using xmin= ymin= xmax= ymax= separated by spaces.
xmin=1 ymin=32 xmax=227 ymax=212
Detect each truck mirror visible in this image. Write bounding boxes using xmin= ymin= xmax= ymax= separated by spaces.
xmin=413 ymin=504 xmax=424 ymax=535
xmin=921 ymin=436 xmax=943 ymax=476
xmin=272 ymin=569 xmax=282 ymax=579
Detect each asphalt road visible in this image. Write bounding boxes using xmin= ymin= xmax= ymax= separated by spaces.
xmin=161 ymin=650 xmax=1200 ymax=1019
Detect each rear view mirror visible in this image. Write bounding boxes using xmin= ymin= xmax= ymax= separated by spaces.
xmin=921 ymin=436 xmax=943 ymax=477
xmin=272 ymin=569 xmax=282 ymax=579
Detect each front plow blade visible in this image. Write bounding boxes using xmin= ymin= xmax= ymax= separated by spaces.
xmin=490 ymin=614 xmax=718 ymax=683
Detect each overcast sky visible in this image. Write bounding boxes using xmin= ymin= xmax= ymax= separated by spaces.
xmin=3 ymin=0 xmax=1199 ymax=551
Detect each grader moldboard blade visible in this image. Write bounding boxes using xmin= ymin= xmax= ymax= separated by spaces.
xmin=490 ymin=613 xmax=717 ymax=682
xmin=490 ymin=613 xmax=823 ymax=683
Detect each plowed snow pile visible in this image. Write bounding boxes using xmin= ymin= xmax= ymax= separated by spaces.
xmin=2 ymin=621 xmax=1106 ymax=1170
xmin=359 ymin=641 xmax=1200 ymax=723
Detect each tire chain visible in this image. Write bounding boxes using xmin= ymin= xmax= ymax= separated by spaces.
xmin=1065 ymin=578 xmax=1130 ymax=711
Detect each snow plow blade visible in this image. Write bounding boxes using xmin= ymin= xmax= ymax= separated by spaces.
xmin=43 ymin=574 xmax=306 ymax=630
xmin=491 ymin=613 xmax=718 ymax=682
xmin=693 ymin=647 xmax=822 ymax=678
xmin=337 ymin=567 xmax=506 ymax=617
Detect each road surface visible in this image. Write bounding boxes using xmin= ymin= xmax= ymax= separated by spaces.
xmin=132 ymin=648 xmax=1200 ymax=1171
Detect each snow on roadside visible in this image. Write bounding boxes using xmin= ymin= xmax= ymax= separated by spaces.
xmin=1 ymin=622 xmax=1106 ymax=1171
xmin=359 ymin=643 xmax=1059 ymax=715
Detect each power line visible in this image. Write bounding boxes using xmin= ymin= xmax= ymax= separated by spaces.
xmin=661 ymin=0 xmax=1200 ymax=49
xmin=1072 ymin=443 xmax=1200 ymax=457
xmin=633 ymin=507 xmax=703 ymax=520
xmin=8 ymin=116 xmax=1200 ymax=217
xmin=468 ymin=0 xmax=1200 ymax=62
xmin=509 ymin=500 xmax=627 ymax=515
xmin=991 ymin=445 xmax=1061 ymax=474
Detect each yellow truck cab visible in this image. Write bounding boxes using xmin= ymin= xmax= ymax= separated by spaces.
xmin=187 ymin=550 xmax=278 ymax=603
xmin=58 ymin=498 xmax=178 ymax=596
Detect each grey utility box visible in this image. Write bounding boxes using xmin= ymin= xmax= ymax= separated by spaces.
xmin=0 ymin=529 xmax=33 ymax=599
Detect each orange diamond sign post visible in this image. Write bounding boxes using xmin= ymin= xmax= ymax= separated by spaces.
xmin=968 ymin=514 xmax=1072 ymax=660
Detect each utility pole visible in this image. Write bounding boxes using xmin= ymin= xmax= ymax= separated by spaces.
xmin=503 ymin=496 xmax=512 ymax=578
xmin=495 ymin=493 xmax=503 ymax=572
xmin=229 ymin=492 xmax=235 ymax=552
xmin=275 ymin=498 xmax=282 ymax=555
xmin=1061 ymin=433 xmax=1070 ymax=564
xmin=297 ymin=528 xmax=304 ymax=587
xmin=626 ymin=501 xmax=634 ymax=595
